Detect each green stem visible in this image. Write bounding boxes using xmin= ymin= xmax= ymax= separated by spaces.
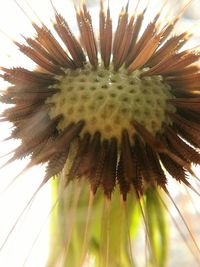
xmin=46 ymin=176 xmax=168 ymax=267
xmin=145 ymin=188 xmax=168 ymax=267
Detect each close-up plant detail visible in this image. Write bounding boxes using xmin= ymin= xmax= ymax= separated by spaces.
xmin=1 ymin=0 xmax=200 ymax=266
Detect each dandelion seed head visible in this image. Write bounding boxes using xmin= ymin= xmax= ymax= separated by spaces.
xmin=1 ymin=0 xmax=200 ymax=198
xmin=48 ymin=65 xmax=175 ymax=140
xmin=1 ymin=0 xmax=200 ymax=266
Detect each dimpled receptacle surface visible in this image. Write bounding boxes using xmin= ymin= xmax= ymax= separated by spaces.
xmin=47 ymin=65 xmax=175 ymax=141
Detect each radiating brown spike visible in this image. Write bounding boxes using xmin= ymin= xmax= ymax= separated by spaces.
xmin=31 ymin=138 xmax=53 ymax=160
xmin=174 ymin=124 xmax=200 ymax=148
xmin=168 ymin=98 xmax=200 ymax=112
xmin=125 ymin=12 xmax=145 ymax=67
xmin=142 ymin=50 xmax=200 ymax=77
xmin=169 ymin=110 xmax=200 ymax=141
xmin=127 ymin=22 xmax=157 ymax=67
xmin=68 ymin=133 xmax=91 ymax=179
xmin=113 ymin=3 xmax=128 ymax=59
xmin=76 ymin=4 xmax=98 ymax=68
xmin=27 ymin=126 xmax=69 ymax=166
xmin=13 ymin=140 xmax=46 ymax=161
xmin=121 ymin=130 xmax=135 ymax=183
xmin=16 ymin=43 xmax=64 ymax=74
xmin=101 ymin=138 xmax=117 ymax=199
xmin=112 ymin=5 xmax=129 ymax=70
xmin=2 ymin=103 xmax=44 ymax=122
xmin=131 ymin=148 xmax=143 ymax=193
xmin=159 ymin=133 xmax=196 ymax=178
xmin=159 ymin=153 xmax=187 ymax=183
xmin=10 ymin=110 xmax=49 ymax=139
xmin=104 ymin=15 xmax=112 ymax=69
xmin=44 ymin=150 xmax=69 ymax=180
xmin=166 ymin=72 xmax=200 ymax=84
xmin=92 ymin=139 xmax=108 ymax=193
xmin=9 ymin=115 xmax=61 ymax=162
xmin=99 ymin=0 xmax=105 ymax=59
xmin=177 ymin=109 xmax=200 ymax=125
xmin=167 ymin=65 xmax=199 ymax=77
xmin=32 ymin=23 xmax=75 ymax=69
xmin=89 ymin=139 xmax=107 ymax=194
xmin=146 ymin=32 xmax=188 ymax=67
xmin=174 ymin=90 xmax=200 ymax=99
xmin=127 ymin=32 xmax=162 ymax=73
xmin=21 ymin=114 xmax=62 ymax=143
xmin=145 ymin=144 xmax=167 ymax=187
xmin=165 ymin=126 xmax=200 ymax=165
xmin=30 ymin=121 xmax=84 ymax=167
xmin=0 ymin=94 xmax=13 ymax=104
xmin=99 ymin=1 xmax=112 ymax=69
xmin=114 ymin=15 xmax=134 ymax=70
xmin=25 ymin=37 xmax=59 ymax=65
xmin=167 ymin=77 xmax=200 ymax=91
xmin=53 ymin=13 xmax=86 ymax=67
xmin=134 ymin=136 xmax=154 ymax=184
xmin=133 ymin=121 xmax=165 ymax=152
xmin=154 ymin=17 xmax=180 ymax=46
xmin=117 ymin=154 xmax=131 ymax=201
xmin=167 ymin=52 xmax=200 ymax=75
xmin=1 ymin=67 xmax=56 ymax=86
xmin=15 ymin=135 xmax=54 ymax=161
xmin=7 ymin=91 xmax=58 ymax=105
xmin=77 ymin=132 xmax=101 ymax=177
xmin=134 ymin=122 xmax=193 ymax=175
xmin=127 ymin=0 xmax=166 ymax=67
xmin=4 ymin=85 xmax=58 ymax=94
xmin=52 ymin=121 xmax=85 ymax=151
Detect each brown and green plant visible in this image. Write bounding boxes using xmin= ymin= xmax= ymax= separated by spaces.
xmin=0 ymin=0 xmax=200 ymax=266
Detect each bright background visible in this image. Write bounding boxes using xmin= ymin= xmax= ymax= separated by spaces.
xmin=0 ymin=0 xmax=200 ymax=267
